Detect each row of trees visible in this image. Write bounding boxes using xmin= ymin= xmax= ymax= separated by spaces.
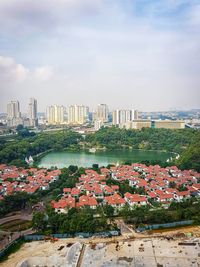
xmin=32 ymin=197 xmax=200 ymax=234
xmin=119 ymin=197 xmax=200 ymax=226
xmin=32 ymin=207 xmax=116 ymax=234
xmin=85 ymin=127 xmax=198 ymax=153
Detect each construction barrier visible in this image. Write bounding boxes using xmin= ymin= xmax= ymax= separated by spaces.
xmin=136 ymin=220 xmax=193 ymax=232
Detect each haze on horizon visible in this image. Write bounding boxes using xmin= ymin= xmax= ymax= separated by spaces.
xmin=0 ymin=0 xmax=200 ymax=113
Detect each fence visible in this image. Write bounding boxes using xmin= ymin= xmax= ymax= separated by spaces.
xmin=24 ymin=230 xmax=120 ymax=241
xmin=136 ymin=220 xmax=193 ymax=232
xmin=0 ymin=237 xmax=24 ymax=260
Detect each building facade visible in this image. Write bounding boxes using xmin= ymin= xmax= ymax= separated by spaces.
xmin=112 ymin=109 xmax=138 ymax=126
xmin=28 ymin=98 xmax=38 ymax=127
xmin=68 ymin=105 xmax=89 ymax=125
xmin=46 ymin=105 xmax=65 ymax=124
xmin=151 ymin=120 xmax=185 ymax=129
xmin=125 ymin=119 xmax=185 ymax=130
xmin=7 ymin=101 xmax=23 ymax=127
xmin=96 ymin=104 xmax=109 ymax=123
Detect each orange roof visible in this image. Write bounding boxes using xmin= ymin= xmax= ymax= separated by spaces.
xmin=104 ymin=193 xmax=125 ymax=205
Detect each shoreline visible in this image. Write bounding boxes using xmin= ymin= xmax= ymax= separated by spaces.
xmin=36 ymin=147 xmax=176 ymax=168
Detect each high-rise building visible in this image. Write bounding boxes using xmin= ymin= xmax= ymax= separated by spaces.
xmin=55 ymin=105 xmax=65 ymax=124
xmin=46 ymin=106 xmax=54 ymax=124
xmin=28 ymin=98 xmax=38 ymax=126
xmin=7 ymin=101 xmax=21 ymax=119
xmin=68 ymin=105 xmax=89 ymax=124
xmin=7 ymin=101 xmax=23 ymax=127
xmin=112 ymin=109 xmax=138 ymax=126
xmin=96 ymin=104 xmax=109 ymax=123
xmin=132 ymin=109 xmax=139 ymax=120
xmin=46 ymin=105 xmax=65 ymax=124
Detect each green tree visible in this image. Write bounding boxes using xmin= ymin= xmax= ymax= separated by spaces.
xmin=32 ymin=212 xmax=47 ymax=232
xmin=103 ymin=205 xmax=115 ymax=217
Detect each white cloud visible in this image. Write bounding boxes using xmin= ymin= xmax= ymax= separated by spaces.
xmin=0 ymin=56 xmax=29 ymax=82
xmin=0 ymin=56 xmax=54 ymax=83
xmin=34 ymin=66 xmax=54 ymax=81
xmin=0 ymin=0 xmax=105 ymax=35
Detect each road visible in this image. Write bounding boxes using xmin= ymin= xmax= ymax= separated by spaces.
xmin=0 ymin=212 xmax=34 ymax=251
xmin=0 ymin=213 xmax=32 ymax=226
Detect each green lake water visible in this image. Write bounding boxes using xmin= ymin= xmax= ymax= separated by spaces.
xmin=38 ymin=150 xmax=173 ymax=168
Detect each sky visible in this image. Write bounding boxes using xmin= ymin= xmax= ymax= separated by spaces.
xmin=0 ymin=0 xmax=200 ymax=113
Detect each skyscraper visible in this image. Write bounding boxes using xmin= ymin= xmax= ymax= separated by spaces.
xmin=7 ymin=101 xmax=21 ymax=119
xmin=96 ymin=104 xmax=109 ymax=122
xmin=112 ymin=109 xmax=138 ymax=126
xmin=46 ymin=105 xmax=65 ymax=124
xmin=7 ymin=101 xmax=23 ymax=127
xmin=28 ymin=98 xmax=38 ymax=126
xmin=68 ymin=105 xmax=89 ymax=124
xmin=55 ymin=105 xmax=65 ymax=123
xmin=132 ymin=109 xmax=138 ymax=120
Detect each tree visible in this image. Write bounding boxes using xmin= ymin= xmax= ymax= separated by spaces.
xmin=78 ymin=167 xmax=86 ymax=175
xmin=92 ymin=164 xmax=100 ymax=173
xmin=68 ymin=165 xmax=78 ymax=174
xmin=178 ymin=184 xmax=188 ymax=192
xmin=103 ymin=205 xmax=114 ymax=217
xmin=178 ymin=139 xmax=200 ymax=172
xmin=32 ymin=212 xmax=47 ymax=232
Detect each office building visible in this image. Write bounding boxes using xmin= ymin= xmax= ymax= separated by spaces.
xmin=125 ymin=119 xmax=185 ymax=130
xmin=68 ymin=105 xmax=89 ymax=125
xmin=151 ymin=120 xmax=185 ymax=129
xmin=125 ymin=120 xmax=151 ymax=130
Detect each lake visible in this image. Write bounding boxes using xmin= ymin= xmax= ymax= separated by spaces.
xmin=38 ymin=150 xmax=173 ymax=168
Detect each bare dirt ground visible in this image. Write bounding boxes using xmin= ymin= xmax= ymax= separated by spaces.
xmin=1 ymin=225 xmax=200 ymax=267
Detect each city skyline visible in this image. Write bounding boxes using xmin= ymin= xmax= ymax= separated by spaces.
xmin=1 ymin=97 xmax=200 ymax=115
xmin=0 ymin=0 xmax=200 ymax=112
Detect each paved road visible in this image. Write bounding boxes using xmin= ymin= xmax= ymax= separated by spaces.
xmin=0 ymin=228 xmax=35 ymax=251
xmin=0 ymin=213 xmax=34 ymax=251
xmin=0 ymin=213 xmax=32 ymax=225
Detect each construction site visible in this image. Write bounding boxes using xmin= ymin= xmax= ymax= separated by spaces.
xmin=1 ymin=226 xmax=200 ymax=267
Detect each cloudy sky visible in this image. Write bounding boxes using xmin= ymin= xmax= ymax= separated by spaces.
xmin=0 ymin=0 xmax=200 ymax=113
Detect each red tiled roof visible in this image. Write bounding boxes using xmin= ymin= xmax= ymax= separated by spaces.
xmin=71 ymin=188 xmax=80 ymax=195
xmin=78 ymin=195 xmax=98 ymax=207
xmin=176 ymin=190 xmax=190 ymax=196
xmin=104 ymin=193 xmax=125 ymax=205
xmin=63 ymin=188 xmax=71 ymax=193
